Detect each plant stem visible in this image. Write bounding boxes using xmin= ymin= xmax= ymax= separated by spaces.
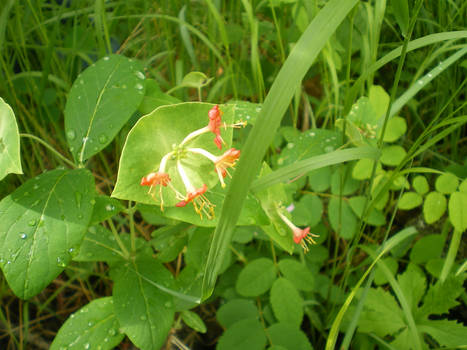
xmin=20 ymin=133 xmax=76 ymax=168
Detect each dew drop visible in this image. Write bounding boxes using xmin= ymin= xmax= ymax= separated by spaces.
xmin=324 ymin=146 xmax=334 ymax=153
xmin=136 ymin=71 xmax=145 ymax=80
xmin=135 ymin=83 xmax=143 ymax=90
xmin=77 ymin=214 xmax=84 ymax=220
xmin=28 ymin=219 xmax=37 ymax=226
xmin=164 ymin=301 xmax=172 ymax=308
xmin=0 ymin=258 xmax=4 ymax=263
xmin=6 ymin=260 xmax=11 ymax=265
xmin=108 ymin=328 xmax=116 ymax=336
xmin=88 ymin=226 xmax=97 ymax=234
xmin=90 ymin=199 xmax=96 ymax=205
xmin=77 ymin=96 xmax=81 ymax=100
xmin=88 ymin=321 xmax=93 ymax=327
xmin=105 ymin=204 xmax=115 ymax=211
xmin=417 ymin=80 xmax=424 ymax=85
xmin=140 ymin=315 xmax=147 ymax=321
xmin=103 ymin=56 xmax=110 ymax=61
xmin=287 ymin=143 xmax=294 ymax=149
xmin=20 ymin=233 xmax=27 ymax=239
xmin=104 ymin=337 xmax=109 ymax=342
xmin=427 ymin=73 xmax=433 ymax=78
xmin=84 ymin=343 xmax=90 ymax=350
xmin=68 ymin=248 xmax=74 ymax=253
xmin=66 ymin=130 xmax=76 ymax=140
xmin=98 ymin=134 xmax=108 ymax=144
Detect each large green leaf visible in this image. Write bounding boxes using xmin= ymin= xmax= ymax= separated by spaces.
xmin=112 ymin=103 xmax=235 ymax=206
xmin=217 ymin=318 xmax=267 ymax=350
xmin=50 ymin=297 xmax=124 ymax=350
xmin=0 ymin=97 xmax=22 ymax=180
xmin=235 ymin=258 xmax=277 ymax=297
xmin=270 ymin=278 xmax=303 ymax=327
xmin=111 ymin=254 xmax=175 ymax=350
xmin=0 ymin=169 xmax=94 ymax=299
xmin=64 ymin=54 xmax=146 ymax=163
xmin=267 ymin=323 xmax=313 ymax=350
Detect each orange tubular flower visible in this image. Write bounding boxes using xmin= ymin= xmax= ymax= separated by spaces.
xmin=277 ymin=209 xmax=319 ymax=252
xmin=140 ymin=172 xmax=170 ymax=187
xmin=208 ymin=105 xmax=225 ymax=150
xmin=214 ymin=148 xmax=240 ymax=187
xmin=176 ymin=184 xmax=215 ymax=219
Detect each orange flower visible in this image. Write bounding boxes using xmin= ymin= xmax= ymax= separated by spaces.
xmin=140 ymin=172 xmax=170 ymax=187
xmin=208 ymin=105 xmax=225 ymax=150
xmin=214 ymin=148 xmax=240 ymax=187
xmin=176 ymin=184 xmax=208 ymax=207
xmin=277 ymin=209 xmax=319 ymax=252
xmin=176 ymin=184 xmax=215 ymax=219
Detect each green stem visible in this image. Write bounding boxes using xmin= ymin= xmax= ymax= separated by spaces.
xmin=128 ymin=202 xmax=137 ymax=253
xmin=20 ymin=133 xmax=76 ymax=168
xmin=440 ymin=229 xmax=463 ymax=282
xmin=106 ymin=219 xmax=130 ymax=258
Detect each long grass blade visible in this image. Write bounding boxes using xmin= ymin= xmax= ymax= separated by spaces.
xmin=201 ymin=0 xmax=360 ymax=300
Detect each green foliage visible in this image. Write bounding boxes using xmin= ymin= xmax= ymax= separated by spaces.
xmin=236 ymin=258 xmax=277 ymax=297
xmin=0 ymin=98 xmax=22 ymax=180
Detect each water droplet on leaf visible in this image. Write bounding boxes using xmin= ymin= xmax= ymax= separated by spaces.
xmin=66 ymin=130 xmax=76 ymax=140
xmin=20 ymin=233 xmax=27 ymax=239
xmin=98 ymin=134 xmax=108 ymax=144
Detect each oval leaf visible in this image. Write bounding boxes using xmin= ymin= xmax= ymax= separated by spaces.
xmin=50 ymin=297 xmax=124 ymax=350
xmin=449 ymin=191 xmax=467 ymax=232
xmin=217 ymin=318 xmax=267 ymax=350
xmin=236 ymin=258 xmax=276 ymax=297
xmin=270 ymin=278 xmax=303 ymax=326
xmin=435 ymin=173 xmax=459 ymax=194
xmin=398 ymin=192 xmax=423 ymax=210
xmin=65 ymin=54 xmax=146 ymax=163
xmin=0 ymin=97 xmax=22 ymax=180
xmin=112 ymin=255 xmax=175 ymax=350
xmin=0 ymin=168 xmax=94 ymax=299
xmin=423 ymin=192 xmax=447 ymax=224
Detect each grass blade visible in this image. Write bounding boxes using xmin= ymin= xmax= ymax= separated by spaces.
xmin=201 ymin=0 xmax=360 ymax=300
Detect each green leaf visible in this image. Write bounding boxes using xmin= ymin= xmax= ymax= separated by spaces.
xmin=151 ymin=224 xmax=188 ymax=263
xmin=391 ymin=0 xmax=409 ymax=36
xmin=423 ymin=192 xmax=447 ymax=224
xmin=138 ymin=79 xmax=180 ymax=115
xmin=352 ymin=159 xmax=382 ymax=180
xmin=217 ymin=318 xmax=267 ymax=350
xmin=112 ymin=103 xmax=234 ymax=206
xmin=74 ymin=225 xmax=129 ymax=263
xmin=348 ymin=196 xmax=386 ymax=226
xmin=291 ymin=194 xmax=322 ymax=227
xmin=65 ymin=54 xmax=146 ymax=163
xmin=112 ymin=255 xmax=175 ymax=350
xmin=418 ymin=319 xmax=467 ymax=348
xmin=236 ymin=258 xmax=277 ymax=297
xmin=181 ymin=310 xmax=207 ymax=333
xmin=380 ymin=145 xmax=407 ymax=166
xmin=230 ymin=101 xmax=262 ymax=126
xmin=270 ymin=278 xmax=303 ymax=327
xmin=0 ymin=169 xmax=94 ymax=299
xmin=267 ymin=323 xmax=313 ymax=350
xmin=50 ymin=297 xmax=124 ymax=350
xmin=308 ymin=166 xmax=332 ymax=191
xmin=369 ymin=85 xmax=390 ymax=121
xmin=374 ymin=257 xmax=398 ymax=285
xmin=409 ymin=234 xmax=444 ymax=264
xmin=412 ymin=175 xmax=429 ymax=195
xmin=328 ymin=197 xmax=357 ymax=239
xmin=398 ymin=192 xmax=423 ymax=210
xmin=338 ymin=97 xmax=379 ymax=145
xmin=419 ymin=275 xmax=464 ymax=318
xmin=0 ymin=97 xmax=22 ymax=180
xmin=448 ymin=191 xmax=467 ymax=232
xmin=381 ymin=116 xmax=407 ymax=143
xmin=459 ymin=178 xmax=467 ymax=193
xmin=435 ymin=173 xmax=459 ymax=194
xmin=331 ymin=166 xmax=360 ymax=195
xmin=358 ymin=288 xmax=405 ymax=337
xmin=278 ymin=259 xmax=314 ymax=292
xmin=180 ymin=71 xmax=213 ymax=88
xmin=397 ymin=264 xmax=426 ymax=312
xmin=217 ymin=299 xmax=259 ymax=329
xmin=89 ymin=195 xmax=124 ymax=225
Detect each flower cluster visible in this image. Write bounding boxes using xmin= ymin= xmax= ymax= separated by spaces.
xmin=140 ymin=105 xmax=245 ymax=219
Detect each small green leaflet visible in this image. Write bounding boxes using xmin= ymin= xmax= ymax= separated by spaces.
xmin=0 ymin=97 xmax=22 ymax=180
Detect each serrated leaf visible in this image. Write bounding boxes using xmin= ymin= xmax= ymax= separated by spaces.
xmin=278 ymin=259 xmax=314 ymax=292
xmin=381 ymin=116 xmax=407 ymax=143
xmin=65 ymin=54 xmax=146 ymax=163
xmin=0 ymin=97 xmax=22 ymax=180
xmin=409 ymin=234 xmax=444 ymax=264
xmin=380 ymin=145 xmax=406 ymax=166
xmin=270 ymin=278 xmax=303 ymax=326
xmin=181 ymin=310 xmax=207 ymax=333
xmin=398 ymin=192 xmax=423 ymax=210
xmin=0 ymin=169 xmax=94 ymax=299
xmin=267 ymin=323 xmax=313 ymax=350
xmin=50 ymin=297 xmax=124 ymax=350
xmin=418 ymin=319 xmax=467 ymax=348
xmin=423 ymin=192 xmax=447 ymax=224
xmin=236 ymin=258 xmax=276 ymax=297
xmin=217 ymin=299 xmax=259 ymax=329
xmin=448 ymin=191 xmax=467 ymax=232
xmin=358 ymin=287 xmax=405 ymax=337
xmin=397 ymin=264 xmax=426 ymax=312
xmin=418 ymin=275 xmax=464 ymax=318
xmin=89 ymin=195 xmax=124 ymax=225
xmin=435 ymin=173 xmax=458 ymax=194
xmin=112 ymin=255 xmax=175 ymax=350
xmin=217 ymin=318 xmax=267 ymax=350
xmin=112 ymin=103 xmax=234 ymax=206
xmin=328 ymin=197 xmax=357 ymax=239
xmin=412 ymin=175 xmax=429 ymax=195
